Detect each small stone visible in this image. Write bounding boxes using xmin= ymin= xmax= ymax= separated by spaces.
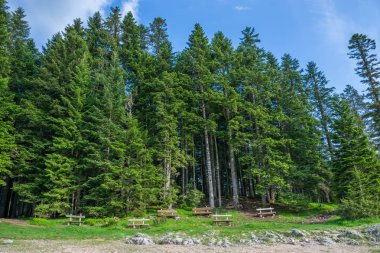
xmin=173 ymin=237 xmax=183 ymax=245
xmin=338 ymin=229 xmax=363 ymax=239
xmin=365 ymin=224 xmax=380 ymax=239
xmin=3 ymin=239 xmax=13 ymax=244
xmin=314 ymin=236 xmax=335 ymax=245
xmin=223 ymin=239 xmax=231 ymax=247
xmin=209 ymin=238 xmax=216 ymax=246
xmin=290 ymin=229 xmax=308 ymax=237
xmin=347 ymin=239 xmax=359 ymax=245
xmin=183 ymin=238 xmax=194 ymax=246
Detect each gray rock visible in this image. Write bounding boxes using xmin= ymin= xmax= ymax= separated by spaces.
xmin=365 ymin=224 xmax=380 ymax=240
xmin=290 ymin=229 xmax=308 ymax=237
xmin=126 ymin=233 xmax=154 ymax=245
xmin=338 ymin=229 xmax=363 ymax=239
xmin=287 ymin=238 xmax=296 ymax=245
xmin=222 ymin=239 xmax=231 ymax=247
xmin=157 ymin=232 xmax=176 ymax=244
xmin=172 ymin=237 xmax=183 ymax=245
xmin=183 ymin=238 xmax=194 ymax=246
xmin=209 ymin=238 xmax=216 ymax=246
xmin=164 ymin=232 xmax=174 ymax=237
xmin=347 ymin=239 xmax=359 ymax=245
xmin=239 ymin=239 xmax=249 ymax=245
xmin=192 ymin=238 xmax=201 ymax=245
xmin=259 ymin=231 xmax=285 ymax=243
xmin=314 ymin=236 xmax=335 ymax=245
xmin=3 ymin=239 xmax=13 ymax=244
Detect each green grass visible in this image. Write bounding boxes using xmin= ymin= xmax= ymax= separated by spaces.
xmin=1 ymin=203 xmax=379 ymax=240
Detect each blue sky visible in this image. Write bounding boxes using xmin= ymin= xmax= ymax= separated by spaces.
xmin=9 ymin=0 xmax=380 ymax=93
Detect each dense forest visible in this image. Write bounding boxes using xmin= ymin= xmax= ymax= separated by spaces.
xmin=0 ymin=0 xmax=379 ymax=219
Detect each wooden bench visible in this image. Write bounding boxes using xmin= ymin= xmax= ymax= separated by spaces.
xmin=212 ymin=214 xmax=233 ymax=226
xmin=66 ymin=214 xmax=85 ymax=226
xmin=157 ymin=209 xmax=178 ymax=219
xmin=128 ymin=218 xmax=150 ymax=228
xmin=255 ymin=207 xmax=276 ymax=218
xmin=192 ymin=207 xmax=213 ymax=217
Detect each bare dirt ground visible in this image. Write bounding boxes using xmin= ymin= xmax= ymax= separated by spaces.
xmin=0 ymin=219 xmax=40 ymax=227
xmin=0 ymin=239 xmax=378 ymax=253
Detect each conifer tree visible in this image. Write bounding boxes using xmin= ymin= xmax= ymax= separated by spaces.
xmin=0 ymin=0 xmax=16 ymax=187
xmin=348 ymin=34 xmax=380 ymax=147
xmin=182 ymin=24 xmax=215 ymax=207
xmin=210 ymin=31 xmax=240 ymax=207
xmin=8 ymin=7 xmax=39 ymax=102
xmin=332 ymin=99 xmax=380 ymax=218
xmin=86 ymin=12 xmax=109 ymax=70
xmin=280 ymin=54 xmax=329 ymax=201
xmin=304 ymin=62 xmax=335 ymax=155
xmin=149 ymin=17 xmax=172 ymax=74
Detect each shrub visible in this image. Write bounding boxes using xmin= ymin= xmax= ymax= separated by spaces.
xmin=30 ymin=218 xmax=49 ymax=226
xmin=101 ymin=217 xmax=118 ymax=227
xmin=179 ymin=184 xmax=205 ymax=208
xmin=277 ymin=192 xmax=309 ymax=211
xmin=339 ymin=197 xmax=380 ymax=219
xmin=83 ymin=218 xmax=100 ymax=226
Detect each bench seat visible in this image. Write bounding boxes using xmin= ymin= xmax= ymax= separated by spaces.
xmin=128 ymin=224 xmax=150 ymax=228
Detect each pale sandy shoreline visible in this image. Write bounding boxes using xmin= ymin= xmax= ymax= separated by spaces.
xmin=0 ymin=239 xmax=378 ymax=253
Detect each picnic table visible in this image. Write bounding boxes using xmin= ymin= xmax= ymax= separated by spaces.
xmin=192 ymin=207 xmax=213 ymax=217
xmin=157 ymin=209 xmax=178 ymax=219
xmin=255 ymin=207 xmax=276 ymax=218
xmin=128 ymin=218 xmax=150 ymax=228
xmin=66 ymin=214 xmax=85 ymax=226
xmin=212 ymin=214 xmax=233 ymax=226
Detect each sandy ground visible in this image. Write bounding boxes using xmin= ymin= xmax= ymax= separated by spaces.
xmin=0 ymin=239 xmax=378 ymax=253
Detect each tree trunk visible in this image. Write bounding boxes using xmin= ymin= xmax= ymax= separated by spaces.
xmin=214 ymin=135 xmax=222 ymax=207
xmin=201 ymin=97 xmax=215 ymax=208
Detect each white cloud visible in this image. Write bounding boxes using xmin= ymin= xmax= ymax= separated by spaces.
xmin=234 ymin=5 xmax=250 ymax=11
xmin=312 ymin=0 xmax=352 ymax=53
xmin=9 ymin=0 xmax=111 ymax=47
xmin=121 ymin=0 xmax=140 ymax=21
xmin=313 ymin=0 xmax=380 ymax=54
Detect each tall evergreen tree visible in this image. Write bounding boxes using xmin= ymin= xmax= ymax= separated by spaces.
xmin=182 ymin=24 xmax=215 ymax=207
xmin=303 ymin=62 xmax=335 ymax=156
xmin=348 ymin=34 xmax=380 ymax=147
xmin=149 ymin=17 xmax=172 ymax=74
xmin=332 ymin=98 xmax=380 ymax=218
xmin=0 ymin=0 xmax=16 ymax=187
xmin=211 ymin=31 xmax=240 ymax=207
xmin=280 ymin=55 xmax=330 ymax=202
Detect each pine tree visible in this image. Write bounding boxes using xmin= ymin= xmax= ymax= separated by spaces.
xmin=332 ymin=99 xmax=380 ymax=218
xmin=149 ymin=17 xmax=172 ymax=74
xmin=182 ymin=23 xmax=215 ymax=207
xmin=8 ymin=7 xmax=39 ymax=102
xmin=348 ymin=34 xmax=380 ymax=147
xmin=81 ymin=51 xmax=128 ymax=216
xmin=341 ymin=85 xmax=368 ymax=124
xmin=86 ymin=12 xmax=109 ymax=70
xmin=210 ymin=31 xmax=240 ymax=207
xmin=303 ymin=62 xmax=335 ymax=156
xmin=0 ymin=0 xmax=16 ymax=187
xmin=105 ymin=7 xmax=121 ymax=52
xmin=233 ymin=27 xmax=292 ymax=204
xmin=24 ymin=20 xmax=91 ymax=216
xmin=280 ymin=54 xmax=330 ymax=202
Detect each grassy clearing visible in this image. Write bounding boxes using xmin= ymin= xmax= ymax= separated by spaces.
xmin=0 ymin=203 xmax=379 ymax=240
